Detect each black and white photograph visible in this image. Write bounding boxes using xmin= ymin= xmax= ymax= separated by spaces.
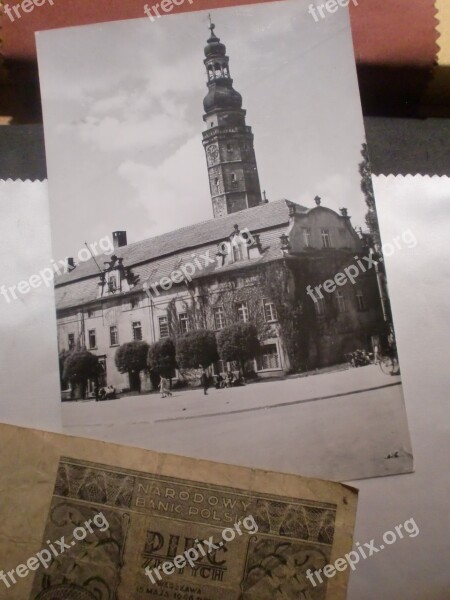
xmin=35 ymin=0 xmax=413 ymax=482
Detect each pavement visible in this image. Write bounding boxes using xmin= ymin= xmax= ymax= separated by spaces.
xmin=62 ymin=364 xmax=413 ymax=482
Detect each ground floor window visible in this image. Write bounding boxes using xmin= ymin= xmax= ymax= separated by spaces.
xmin=257 ymin=344 xmax=280 ymax=370
xmin=213 ymin=359 xmax=227 ymax=375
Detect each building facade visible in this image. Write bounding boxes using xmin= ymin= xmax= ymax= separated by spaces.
xmin=54 ymin=23 xmax=386 ymax=395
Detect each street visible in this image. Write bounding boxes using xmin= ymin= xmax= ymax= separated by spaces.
xmin=62 ymin=364 xmax=413 ymax=482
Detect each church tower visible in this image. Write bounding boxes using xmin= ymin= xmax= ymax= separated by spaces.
xmin=202 ymin=18 xmax=262 ymax=219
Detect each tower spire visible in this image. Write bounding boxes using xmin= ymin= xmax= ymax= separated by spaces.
xmin=208 ymin=14 xmax=215 ymax=37
xmin=201 ymin=20 xmax=262 ymax=218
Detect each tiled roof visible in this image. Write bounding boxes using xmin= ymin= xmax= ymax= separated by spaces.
xmin=55 ymin=199 xmax=304 ymax=286
xmin=54 ymin=199 xmax=306 ymax=311
xmin=54 ymin=225 xmax=288 ymax=310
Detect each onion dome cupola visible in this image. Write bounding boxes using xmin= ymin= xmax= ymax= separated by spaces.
xmin=203 ymin=18 xmax=243 ymax=115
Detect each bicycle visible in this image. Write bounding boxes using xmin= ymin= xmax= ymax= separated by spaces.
xmin=377 ymin=353 xmax=399 ymax=376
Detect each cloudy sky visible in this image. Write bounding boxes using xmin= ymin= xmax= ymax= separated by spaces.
xmin=36 ymin=0 xmax=367 ymax=260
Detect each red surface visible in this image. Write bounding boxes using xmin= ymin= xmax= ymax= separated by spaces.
xmin=1 ymin=0 xmax=438 ymax=66
xmin=349 ymin=0 xmax=438 ymax=67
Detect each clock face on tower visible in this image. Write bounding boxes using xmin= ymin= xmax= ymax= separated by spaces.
xmin=207 ymin=144 xmax=219 ymax=165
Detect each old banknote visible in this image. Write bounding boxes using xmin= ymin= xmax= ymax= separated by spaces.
xmin=0 ymin=423 xmax=357 ymax=599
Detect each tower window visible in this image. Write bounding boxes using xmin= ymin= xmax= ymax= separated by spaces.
xmin=336 ymin=291 xmax=346 ymax=313
xmin=356 ymin=290 xmax=365 ymax=311
xmin=210 ymin=122 xmax=214 ymax=128
xmin=315 ymin=297 xmax=326 ymax=316
xmin=227 ymin=143 xmax=232 ymax=152
xmin=231 ymin=173 xmax=237 ymax=183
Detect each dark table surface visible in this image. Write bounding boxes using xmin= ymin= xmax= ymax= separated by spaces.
xmin=1 ymin=118 xmax=449 ymax=181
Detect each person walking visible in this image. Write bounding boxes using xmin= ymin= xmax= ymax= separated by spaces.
xmin=226 ymin=370 xmax=235 ymax=388
xmin=159 ymin=377 xmax=172 ymax=398
xmin=200 ymin=368 xmax=209 ymax=395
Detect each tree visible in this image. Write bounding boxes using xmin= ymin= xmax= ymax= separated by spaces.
xmin=217 ymin=322 xmax=260 ymax=375
xmin=176 ymin=329 xmax=219 ymax=369
xmin=63 ymin=349 xmax=99 ymax=399
xmin=258 ymin=261 xmax=321 ymax=372
xmin=58 ymin=349 xmax=71 ymax=389
xmin=115 ymin=341 xmax=149 ymax=392
xmin=358 ymin=142 xmax=381 ymax=248
xmin=148 ymin=338 xmax=177 ymax=381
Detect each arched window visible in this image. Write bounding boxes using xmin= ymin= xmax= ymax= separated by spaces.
xmin=207 ymin=65 xmax=214 ymax=80
xmin=214 ymin=63 xmax=222 ymax=78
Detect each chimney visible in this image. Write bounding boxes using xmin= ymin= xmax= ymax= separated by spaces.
xmin=66 ymin=257 xmax=75 ymax=272
xmin=113 ymin=231 xmax=127 ymax=249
